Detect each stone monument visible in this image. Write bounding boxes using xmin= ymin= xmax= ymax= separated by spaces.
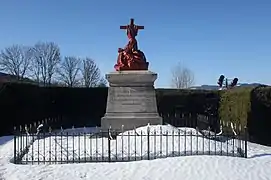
xmin=101 ymin=18 xmax=162 ymax=130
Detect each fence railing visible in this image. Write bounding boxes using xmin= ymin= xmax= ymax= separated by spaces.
xmin=162 ymin=113 xmax=219 ymax=131
xmin=13 ymin=123 xmax=248 ymax=164
xmin=12 ymin=113 xmax=217 ymax=135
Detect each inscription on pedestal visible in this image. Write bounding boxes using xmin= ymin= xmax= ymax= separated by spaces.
xmin=107 ymin=87 xmax=157 ymax=113
xmin=101 ymin=71 xmax=162 ymax=130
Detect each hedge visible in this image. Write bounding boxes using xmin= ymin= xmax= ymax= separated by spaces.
xmin=0 ymin=83 xmax=109 ymax=135
xmin=219 ymin=86 xmax=271 ymax=146
xmin=0 ymin=83 xmax=44 ymax=135
xmin=156 ymin=89 xmax=220 ymax=116
xmin=249 ymin=86 xmax=271 ymax=145
xmin=1 ymin=82 xmax=271 ymax=146
xmin=219 ymin=87 xmax=253 ymax=130
xmin=0 ymin=84 xmax=221 ymax=136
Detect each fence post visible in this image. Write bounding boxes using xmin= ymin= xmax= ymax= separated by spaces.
xmin=147 ymin=125 xmax=150 ymax=160
xmin=244 ymin=126 xmax=248 ymax=158
xmin=13 ymin=126 xmax=17 ymax=164
xmin=108 ymin=128 xmax=111 ymax=162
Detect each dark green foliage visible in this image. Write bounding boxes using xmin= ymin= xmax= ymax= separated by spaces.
xmin=156 ymin=89 xmax=220 ymax=116
xmin=41 ymin=86 xmax=108 ymax=128
xmin=219 ymin=85 xmax=271 ymax=146
xmin=249 ymin=86 xmax=271 ymax=145
xmin=0 ymin=82 xmax=108 ymax=136
xmin=218 ymin=75 xmax=225 ymax=87
xmin=1 ymin=82 xmax=271 ymax=146
xmin=0 ymin=83 xmax=43 ymax=135
xmin=219 ymin=87 xmax=252 ymax=128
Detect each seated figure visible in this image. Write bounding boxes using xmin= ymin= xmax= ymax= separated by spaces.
xmin=114 ymin=24 xmax=149 ymax=71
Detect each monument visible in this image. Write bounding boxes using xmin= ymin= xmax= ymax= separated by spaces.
xmin=101 ymin=18 xmax=162 ymax=130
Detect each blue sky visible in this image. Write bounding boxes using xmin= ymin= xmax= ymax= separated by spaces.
xmin=0 ymin=0 xmax=271 ymax=87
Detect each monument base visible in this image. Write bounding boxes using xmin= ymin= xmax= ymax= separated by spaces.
xmin=101 ymin=115 xmax=162 ymax=131
xmin=101 ymin=70 xmax=162 ymax=131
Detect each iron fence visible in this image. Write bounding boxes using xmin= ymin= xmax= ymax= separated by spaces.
xmin=13 ymin=122 xmax=248 ymax=164
xmin=162 ymin=113 xmax=219 ymax=131
xmin=10 ymin=113 xmax=218 ymax=137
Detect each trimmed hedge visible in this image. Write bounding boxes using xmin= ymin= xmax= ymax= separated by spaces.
xmin=0 ymin=83 xmax=44 ymax=135
xmin=1 ymin=82 xmax=271 ymax=146
xmin=40 ymin=86 xmax=108 ymax=127
xmin=0 ymin=83 xmax=108 ymax=135
xmin=156 ymin=89 xmax=220 ymax=116
xmin=0 ymin=84 xmax=221 ymax=136
xmin=219 ymin=87 xmax=253 ymax=129
xmin=249 ymin=86 xmax=271 ymax=145
xmin=219 ymin=86 xmax=271 ymax=146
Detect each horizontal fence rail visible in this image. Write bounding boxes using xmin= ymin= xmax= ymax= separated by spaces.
xmin=13 ymin=123 xmax=248 ymax=164
xmin=162 ymin=113 xmax=219 ymax=131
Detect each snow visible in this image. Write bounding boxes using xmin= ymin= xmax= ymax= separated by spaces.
xmin=18 ymin=125 xmax=244 ymax=163
xmin=1 ymin=125 xmax=271 ymax=180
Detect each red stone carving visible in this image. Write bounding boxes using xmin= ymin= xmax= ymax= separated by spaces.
xmin=114 ymin=18 xmax=149 ymax=71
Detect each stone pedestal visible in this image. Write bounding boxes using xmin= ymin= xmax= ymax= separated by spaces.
xmin=101 ymin=70 xmax=162 ymax=130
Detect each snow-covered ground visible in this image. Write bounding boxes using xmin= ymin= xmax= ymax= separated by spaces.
xmin=1 ymin=125 xmax=271 ymax=180
xmin=17 ymin=125 xmax=244 ymax=163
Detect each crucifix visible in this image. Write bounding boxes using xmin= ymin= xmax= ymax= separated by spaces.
xmin=114 ymin=18 xmax=149 ymax=71
xmin=120 ymin=18 xmax=144 ymax=35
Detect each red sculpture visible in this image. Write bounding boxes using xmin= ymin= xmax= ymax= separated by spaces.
xmin=114 ymin=18 xmax=149 ymax=71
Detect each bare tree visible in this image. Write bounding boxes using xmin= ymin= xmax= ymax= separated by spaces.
xmin=31 ymin=42 xmax=61 ymax=86
xmin=97 ymin=77 xmax=107 ymax=87
xmin=171 ymin=62 xmax=195 ymax=89
xmin=81 ymin=58 xmax=102 ymax=87
xmin=0 ymin=45 xmax=32 ymax=80
xmin=57 ymin=56 xmax=81 ymax=87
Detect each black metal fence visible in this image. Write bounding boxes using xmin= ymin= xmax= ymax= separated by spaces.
xmin=162 ymin=113 xmax=219 ymax=131
xmin=13 ymin=121 xmax=248 ymax=164
xmin=8 ymin=112 xmax=217 ymax=137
